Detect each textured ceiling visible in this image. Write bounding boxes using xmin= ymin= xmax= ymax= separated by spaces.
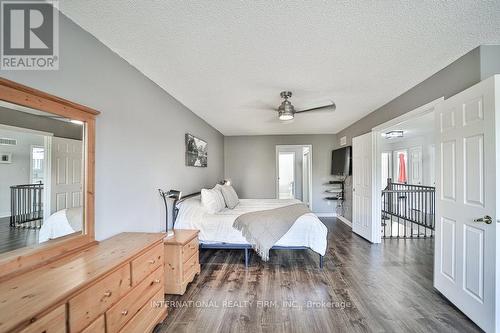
xmin=60 ymin=1 xmax=500 ymax=135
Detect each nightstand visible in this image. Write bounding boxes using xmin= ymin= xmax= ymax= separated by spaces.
xmin=164 ymin=229 xmax=200 ymax=295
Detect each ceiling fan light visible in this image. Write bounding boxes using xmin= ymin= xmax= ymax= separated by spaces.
xmin=279 ymin=113 xmax=294 ymax=121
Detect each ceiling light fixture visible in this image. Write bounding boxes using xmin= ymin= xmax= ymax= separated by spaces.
xmin=384 ymin=130 xmax=404 ymax=139
xmin=278 ymin=92 xmax=295 ymax=121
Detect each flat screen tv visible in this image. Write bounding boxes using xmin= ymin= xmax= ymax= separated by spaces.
xmin=331 ymin=146 xmax=351 ymax=176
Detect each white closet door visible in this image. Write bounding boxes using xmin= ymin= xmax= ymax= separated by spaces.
xmin=409 ymin=146 xmax=423 ymax=185
xmin=50 ymin=137 xmax=83 ymax=214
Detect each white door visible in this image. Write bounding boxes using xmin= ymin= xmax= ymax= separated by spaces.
xmin=302 ymin=149 xmax=310 ymax=206
xmin=277 ymin=151 xmax=295 ymax=199
xmin=434 ymin=76 xmax=499 ymax=332
xmin=429 ymin=144 xmax=436 ymax=186
xmin=352 ymin=132 xmax=379 ymax=242
xmin=409 ymin=146 xmax=423 ymax=185
xmin=51 ymin=137 xmax=83 ymax=214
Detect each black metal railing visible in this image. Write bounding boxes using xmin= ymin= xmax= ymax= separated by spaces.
xmin=10 ymin=182 xmax=44 ymax=229
xmin=381 ymin=179 xmax=435 ymax=238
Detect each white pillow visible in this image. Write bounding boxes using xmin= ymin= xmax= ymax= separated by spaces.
xmin=201 ymin=187 xmax=225 ymax=213
xmin=213 ymin=184 xmax=226 ymax=208
xmin=220 ymin=184 xmax=239 ymax=209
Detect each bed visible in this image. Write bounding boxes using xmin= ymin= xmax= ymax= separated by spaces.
xmin=172 ymin=194 xmax=328 ymax=267
xmin=39 ymin=207 xmax=83 ymax=243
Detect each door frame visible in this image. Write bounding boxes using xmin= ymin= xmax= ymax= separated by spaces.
xmin=275 ymin=144 xmax=313 ymax=210
xmin=371 ymin=97 xmax=444 ymax=242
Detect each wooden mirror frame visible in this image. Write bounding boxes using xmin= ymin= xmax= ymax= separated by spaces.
xmin=0 ymin=77 xmax=100 ymax=280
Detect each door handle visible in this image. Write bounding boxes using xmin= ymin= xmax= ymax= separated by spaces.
xmin=473 ymin=215 xmax=492 ymax=224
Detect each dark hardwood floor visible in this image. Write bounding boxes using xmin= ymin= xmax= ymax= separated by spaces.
xmin=159 ymin=218 xmax=481 ymax=333
xmin=0 ymin=217 xmax=39 ymax=254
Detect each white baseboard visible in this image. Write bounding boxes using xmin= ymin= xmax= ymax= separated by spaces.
xmin=337 ymin=215 xmax=352 ymax=228
xmin=0 ymin=211 xmax=9 ymax=218
xmin=314 ymin=212 xmax=336 ymax=217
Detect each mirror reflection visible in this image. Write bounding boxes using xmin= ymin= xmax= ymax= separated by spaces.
xmin=0 ymin=101 xmax=85 ymax=254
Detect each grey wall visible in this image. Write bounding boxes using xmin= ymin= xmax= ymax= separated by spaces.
xmin=0 ymin=14 xmax=224 ymax=240
xmin=224 ymin=134 xmax=339 ymax=214
xmin=0 ymin=107 xmax=82 ymax=140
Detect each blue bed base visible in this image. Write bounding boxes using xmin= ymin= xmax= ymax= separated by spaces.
xmin=199 ymin=242 xmax=324 ymax=268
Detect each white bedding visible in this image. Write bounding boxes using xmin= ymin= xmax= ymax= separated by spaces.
xmin=39 ymin=207 xmax=83 ymax=243
xmin=174 ymin=197 xmax=328 ymax=256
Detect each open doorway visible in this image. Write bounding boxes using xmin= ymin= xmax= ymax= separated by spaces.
xmin=379 ymin=113 xmax=435 ymax=238
xmin=276 ymin=145 xmax=313 ymax=209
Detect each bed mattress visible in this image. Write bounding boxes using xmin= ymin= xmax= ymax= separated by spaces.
xmin=174 ymin=198 xmax=328 ymax=255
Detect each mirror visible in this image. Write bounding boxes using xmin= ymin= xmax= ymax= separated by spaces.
xmin=0 ymin=100 xmax=85 ymax=254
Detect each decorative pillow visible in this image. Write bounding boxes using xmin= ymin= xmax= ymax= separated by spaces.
xmin=201 ymin=187 xmax=225 ymax=214
xmin=220 ymin=184 xmax=239 ymax=209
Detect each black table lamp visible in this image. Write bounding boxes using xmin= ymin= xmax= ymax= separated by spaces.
xmin=158 ymin=189 xmax=181 ymax=238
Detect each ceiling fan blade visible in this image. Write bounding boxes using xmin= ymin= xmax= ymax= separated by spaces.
xmin=295 ymin=102 xmax=336 ymax=113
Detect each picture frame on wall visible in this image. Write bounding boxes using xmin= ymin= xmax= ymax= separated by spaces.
xmin=185 ymin=133 xmax=207 ymax=167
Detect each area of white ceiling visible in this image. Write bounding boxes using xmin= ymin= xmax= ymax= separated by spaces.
xmin=382 ymin=112 xmax=434 ymax=143
xmin=59 ymin=1 xmax=500 ymax=136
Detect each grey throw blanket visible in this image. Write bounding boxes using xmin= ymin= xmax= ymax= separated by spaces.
xmin=233 ymin=203 xmax=311 ymax=261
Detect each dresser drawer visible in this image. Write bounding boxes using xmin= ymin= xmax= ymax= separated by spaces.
xmin=20 ymin=305 xmax=65 ymax=333
xmin=182 ymin=251 xmax=199 ymax=281
xmin=106 ymin=266 xmax=163 ymax=333
xmin=118 ymin=289 xmax=166 ymax=333
xmin=181 ymin=237 xmax=198 ymax=262
xmin=81 ymin=315 xmax=105 ymax=333
xmin=131 ymin=243 xmax=163 ymax=285
xmin=69 ymin=264 xmax=131 ymax=333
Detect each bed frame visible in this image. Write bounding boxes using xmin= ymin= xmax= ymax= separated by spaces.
xmin=168 ymin=191 xmax=324 ymax=268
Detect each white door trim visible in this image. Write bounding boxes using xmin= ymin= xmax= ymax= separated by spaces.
xmin=275 ymin=144 xmax=313 ymax=211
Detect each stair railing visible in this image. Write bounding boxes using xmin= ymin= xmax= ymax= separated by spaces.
xmin=381 ymin=178 xmax=435 ymax=238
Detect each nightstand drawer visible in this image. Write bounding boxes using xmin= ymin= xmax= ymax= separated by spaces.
xmin=106 ymin=267 xmax=163 ymax=333
xmin=183 ymin=251 xmax=199 ymax=280
xmin=131 ymin=243 xmax=163 ymax=285
xmin=20 ymin=305 xmax=65 ymax=333
xmin=69 ymin=264 xmax=131 ymax=333
xmin=182 ymin=237 xmax=198 ymax=263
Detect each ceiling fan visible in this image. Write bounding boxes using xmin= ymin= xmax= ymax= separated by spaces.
xmin=274 ymin=91 xmax=336 ymax=121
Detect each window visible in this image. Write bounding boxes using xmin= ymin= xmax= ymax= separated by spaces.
xmin=393 ymin=149 xmax=408 ymax=184
xmin=31 ymin=146 xmax=45 ymax=184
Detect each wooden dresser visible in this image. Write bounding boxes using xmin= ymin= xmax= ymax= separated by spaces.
xmin=0 ymin=233 xmax=167 ymax=333
xmin=164 ymin=230 xmax=200 ymax=295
